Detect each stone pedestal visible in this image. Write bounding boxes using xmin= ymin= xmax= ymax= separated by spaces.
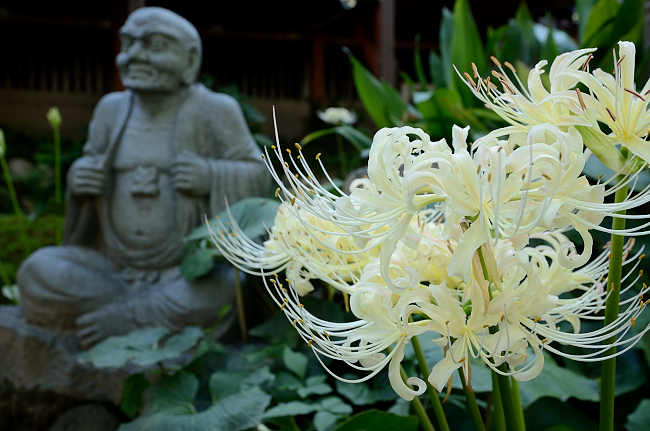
xmin=0 ymin=305 xmax=129 ymax=403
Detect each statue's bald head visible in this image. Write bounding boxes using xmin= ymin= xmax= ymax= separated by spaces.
xmin=117 ymin=7 xmax=202 ymax=91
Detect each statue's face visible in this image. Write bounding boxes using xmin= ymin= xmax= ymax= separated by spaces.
xmin=116 ymin=13 xmax=192 ymax=92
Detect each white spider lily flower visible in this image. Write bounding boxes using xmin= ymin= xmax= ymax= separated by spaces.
xmin=558 ymin=41 xmax=650 ymax=166
xmin=264 ymin=270 xmax=432 ymax=400
xmin=207 ymin=203 xmax=379 ymax=295
xmin=317 ymin=107 xmax=358 ymax=125
xmin=457 ymin=49 xmax=594 ymax=138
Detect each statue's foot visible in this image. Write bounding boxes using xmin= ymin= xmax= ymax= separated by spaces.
xmin=75 ymin=306 xmax=134 ymax=349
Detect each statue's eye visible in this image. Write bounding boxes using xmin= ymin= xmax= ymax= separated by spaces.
xmin=148 ymin=35 xmax=168 ymax=51
xmin=120 ymin=36 xmax=133 ymax=51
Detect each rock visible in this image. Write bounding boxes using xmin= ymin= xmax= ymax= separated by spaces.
xmin=49 ymin=404 xmax=120 ymax=431
xmin=0 ymin=305 xmax=129 ymax=404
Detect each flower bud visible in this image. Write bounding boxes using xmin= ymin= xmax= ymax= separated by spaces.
xmin=46 ymin=107 xmax=62 ymax=129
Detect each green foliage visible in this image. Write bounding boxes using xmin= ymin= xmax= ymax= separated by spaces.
xmin=332 ymin=410 xmax=419 ymax=431
xmin=78 ymin=326 xmax=203 ymax=368
xmin=180 ymin=197 xmax=279 ymax=280
xmin=517 ymin=354 xmax=599 ymax=408
xmin=625 ymin=399 xmax=650 ymax=431
xmin=0 ymin=214 xmax=62 ymax=288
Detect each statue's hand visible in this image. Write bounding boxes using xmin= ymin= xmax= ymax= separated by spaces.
xmin=171 ymin=150 xmax=210 ymax=196
xmin=72 ymin=156 xmax=106 ymax=196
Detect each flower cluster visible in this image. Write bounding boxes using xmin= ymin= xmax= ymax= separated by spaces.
xmin=210 ymin=42 xmax=650 ymax=400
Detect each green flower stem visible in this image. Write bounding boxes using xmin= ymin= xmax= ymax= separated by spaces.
xmin=491 ymin=372 xmax=506 ymax=431
xmin=510 ymin=378 xmax=525 ymax=431
xmin=458 ymin=367 xmax=486 ymax=431
xmin=477 ymin=242 xmax=524 ymax=431
xmin=0 ymin=256 xmax=11 ymax=288
xmin=1 ymin=155 xmax=30 ymax=254
xmin=336 ymin=134 xmax=348 ymax=178
xmin=495 ymin=365 xmax=523 ymax=431
xmin=599 ymin=175 xmax=628 ymax=431
xmin=53 ymin=125 xmax=62 ymax=244
xmin=411 ymin=334 xmax=451 ymax=431
xmin=399 ymin=365 xmax=436 ymax=431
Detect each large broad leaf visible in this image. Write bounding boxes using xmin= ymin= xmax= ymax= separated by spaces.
xmin=517 ymin=353 xmax=599 ymax=409
xmin=438 ymin=8 xmax=455 ymax=92
xmin=346 ymin=50 xmax=408 ymax=129
xmin=450 ymin=0 xmax=486 ymax=108
xmin=625 ymin=399 xmax=650 ymax=431
xmin=185 ymin=197 xmax=279 ymax=243
xmin=283 ymin=346 xmax=309 ymax=380
xmin=524 ymin=398 xmax=597 ymax=431
xmin=78 ymin=326 xmax=204 ymax=368
xmin=580 ymin=0 xmax=619 ymax=49
xmin=332 ymin=410 xmax=419 ymax=431
xmin=209 ymin=366 xmax=275 ymax=402
xmin=576 ymin=0 xmax=599 ymax=43
xmin=119 ymin=386 xmax=271 ymax=431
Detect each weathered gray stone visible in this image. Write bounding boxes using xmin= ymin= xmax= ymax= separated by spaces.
xmin=49 ymin=404 xmax=120 ymax=431
xmin=0 ymin=306 xmax=128 ymax=403
xmin=15 ymin=7 xmax=270 ymax=349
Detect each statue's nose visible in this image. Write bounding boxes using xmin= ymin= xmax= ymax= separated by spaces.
xmin=126 ymin=40 xmax=148 ymax=61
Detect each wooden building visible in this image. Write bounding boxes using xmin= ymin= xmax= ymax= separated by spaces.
xmin=0 ymin=0 xmax=554 ymax=142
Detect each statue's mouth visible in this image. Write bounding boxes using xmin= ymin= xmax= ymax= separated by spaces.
xmin=125 ymin=64 xmax=155 ymax=79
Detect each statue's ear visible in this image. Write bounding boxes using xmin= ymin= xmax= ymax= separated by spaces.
xmin=182 ymin=46 xmax=201 ymax=86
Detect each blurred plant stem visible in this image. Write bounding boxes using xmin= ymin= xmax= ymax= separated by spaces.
xmin=599 ymin=173 xmax=628 ymax=431
xmin=0 ymin=148 xmax=30 ymax=255
xmin=412 ymin=334 xmax=450 ymax=431
xmin=459 ymin=367 xmax=486 ymax=431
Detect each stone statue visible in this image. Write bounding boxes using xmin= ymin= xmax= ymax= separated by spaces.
xmin=16 ymin=7 xmax=270 ymax=347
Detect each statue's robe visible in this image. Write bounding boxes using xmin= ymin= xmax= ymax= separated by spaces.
xmin=18 ymin=84 xmax=270 ymax=333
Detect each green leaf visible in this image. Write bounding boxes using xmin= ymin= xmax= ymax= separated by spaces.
xmin=149 ymin=372 xmax=199 ymax=414
xmin=413 ymin=34 xmax=428 ymax=91
xmin=78 ymin=327 xmax=170 ymax=368
xmin=335 ymin=125 xmax=373 ymax=151
xmin=77 ymin=326 xmax=204 ymax=368
xmin=346 ymin=50 xmax=407 ymax=129
xmin=262 ymin=400 xmax=320 ymax=419
xmin=625 ymin=399 xmax=650 ymax=431
xmin=428 ymin=51 xmax=444 ymax=89
xmin=319 ymin=396 xmax=353 ymax=415
xmin=121 ymin=373 xmax=149 ymax=418
xmin=438 ymin=8 xmax=455 ymax=91
xmin=539 ymin=16 xmax=559 ymax=66
xmin=314 ymin=410 xmax=341 ymax=431
xmin=283 ymin=346 xmax=309 ymax=380
xmin=576 ymin=0 xmax=599 ymax=42
xmin=180 ymin=245 xmax=216 ymax=280
xmin=517 ymin=353 xmax=599 ymax=408
xmin=209 ymin=366 xmax=275 ymax=402
xmin=332 ymin=410 xmax=419 ymax=431
xmin=297 ymin=375 xmax=333 ymax=398
xmin=450 ymin=0 xmax=486 ymax=107
xmin=335 ymin=380 xmax=378 ymax=406
xmin=185 ymin=197 xmax=279 ymax=242
xmin=580 ymin=0 xmax=619 ymax=49
xmin=119 ymin=386 xmax=270 ymax=431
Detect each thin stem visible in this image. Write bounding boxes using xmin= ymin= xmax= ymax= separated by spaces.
xmin=399 ymin=365 xmax=436 ymax=431
xmin=491 ymin=372 xmax=506 ymax=431
xmin=53 ymin=125 xmax=62 ymax=244
xmin=1 ymin=155 xmax=30 ymax=255
xmin=599 ymin=174 xmax=628 ymax=431
xmin=459 ymin=367 xmax=486 ymax=431
xmin=336 ymin=134 xmax=348 ymax=178
xmin=411 ymin=334 xmax=451 ymax=431
xmin=495 ymin=365 xmax=523 ymax=431
xmin=510 ymin=378 xmax=526 ymax=431
xmin=233 ymin=267 xmax=248 ymax=343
